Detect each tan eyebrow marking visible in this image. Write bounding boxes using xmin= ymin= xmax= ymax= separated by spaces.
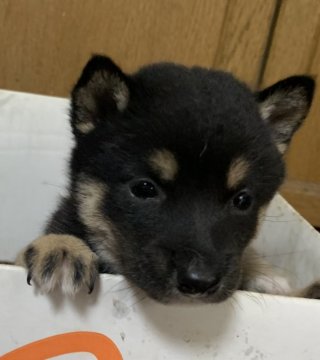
xmin=149 ymin=149 xmax=178 ymax=181
xmin=227 ymin=156 xmax=250 ymax=189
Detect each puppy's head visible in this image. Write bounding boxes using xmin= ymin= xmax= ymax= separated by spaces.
xmin=70 ymin=55 xmax=314 ymax=302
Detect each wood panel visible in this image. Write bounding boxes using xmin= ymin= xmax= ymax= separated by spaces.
xmin=213 ymin=0 xmax=276 ymax=87
xmin=261 ymin=0 xmax=320 ymax=226
xmin=0 ymin=0 xmax=228 ymax=96
xmin=281 ymin=180 xmax=320 ymax=227
xmin=0 ymin=0 xmax=276 ymax=97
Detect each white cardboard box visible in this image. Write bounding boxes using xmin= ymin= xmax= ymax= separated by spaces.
xmin=1 ymin=90 xmax=320 ymax=359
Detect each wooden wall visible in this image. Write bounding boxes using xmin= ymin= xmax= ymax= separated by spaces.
xmin=0 ymin=0 xmax=319 ymax=226
xmin=261 ymin=0 xmax=320 ymax=226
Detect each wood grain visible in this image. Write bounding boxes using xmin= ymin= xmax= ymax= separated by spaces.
xmin=261 ymin=0 xmax=320 ymax=225
xmin=261 ymin=0 xmax=320 ymax=83
xmin=0 ymin=0 xmax=228 ymax=96
xmin=213 ymin=0 xmax=276 ymax=86
xmin=0 ymin=0 xmax=277 ymax=96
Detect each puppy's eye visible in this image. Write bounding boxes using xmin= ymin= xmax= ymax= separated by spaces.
xmin=130 ymin=180 xmax=158 ymax=199
xmin=232 ymin=191 xmax=253 ymax=211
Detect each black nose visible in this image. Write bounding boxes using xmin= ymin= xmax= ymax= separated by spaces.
xmin=177 ymin=266 xmax=221 ymax=295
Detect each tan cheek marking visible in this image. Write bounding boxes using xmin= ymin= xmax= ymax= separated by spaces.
xmin=76 ymin=177 xmax=111 ymax=234
xmin=149 ymin=149 xmax=178 ymax=181
xmin=227 ymin=157 xmax=250 ymax=189
xmin=75 ymin=176 xmax=119 ymax=266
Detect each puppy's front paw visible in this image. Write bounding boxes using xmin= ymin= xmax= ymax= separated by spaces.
xmin=16 ymin=234 xmax=99 ymax=295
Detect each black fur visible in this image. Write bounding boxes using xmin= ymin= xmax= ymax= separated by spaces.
xmin=24 ymin=246 xmax=37 ymax=269
xmin=72 ymin=258 xmax=86 ymax=286
xmin=45 ymin=56 xmax=314 ymax=302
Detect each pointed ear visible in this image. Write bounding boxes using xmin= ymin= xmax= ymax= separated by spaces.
xmin=257 ymin=76 xmax=315 ymax=154
xmin=71 ymin=55 xmax=129 ymax=136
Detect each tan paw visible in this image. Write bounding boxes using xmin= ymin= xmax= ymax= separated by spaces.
xmin=16 ymin=234 xmax=99 ymax=295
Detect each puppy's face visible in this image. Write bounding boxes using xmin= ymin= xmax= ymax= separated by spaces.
xmin=70 ymin=56 xmax=314 ymax=302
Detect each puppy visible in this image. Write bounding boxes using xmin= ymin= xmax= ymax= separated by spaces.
xmin=16 ymin=55 xmax=316 ymax=302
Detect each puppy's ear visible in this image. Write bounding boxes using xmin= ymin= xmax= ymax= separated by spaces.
xmin=71 ymin=55 xmax=129 ymax=136
xmin=257 ymin=76 xmax=315 ymax=154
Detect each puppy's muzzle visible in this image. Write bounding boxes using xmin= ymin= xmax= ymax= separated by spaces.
xmin=174 ymin=251 xmax=222 ymax=295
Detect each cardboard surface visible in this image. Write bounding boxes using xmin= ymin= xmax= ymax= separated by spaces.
xmin=1 ymin=90 xmax=320 ymax=359
xmin=1 ymin=266 xmax=320 ymax=359
xmin=0 ymin=90 xmax=72 ymax=261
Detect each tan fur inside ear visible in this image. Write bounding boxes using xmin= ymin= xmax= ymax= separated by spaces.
xmin=276 ymin=143 xmax=287 ymax=154
xmin=74 ymin=71 xmax=129 ymax=134
xmin=259 ymin=88 xmax=308 ymax=123
xmin=258 ymin=87 xmax=311 ymax=154
xmin=76 ymin=121 xmax=95 ymax=134
xmin=227 ymin=157 xmax=249 ymax=189
xmin=149 ymin=149 xmax=178 ymax=181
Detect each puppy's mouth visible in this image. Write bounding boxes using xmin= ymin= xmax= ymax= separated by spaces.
xmin=151 ymin=286 xmax=236 ymax=305
xmin=141 ymin=273 xmax=241 ymax=304
xmin=177 ymin=283 xmax=238 ymax=304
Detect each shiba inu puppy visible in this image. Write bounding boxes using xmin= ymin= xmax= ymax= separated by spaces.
xmin=16 ymin=55 xmax=317 ymax=302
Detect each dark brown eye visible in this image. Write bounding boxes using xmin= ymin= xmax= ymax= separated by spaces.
xmin=233 ymin=191 xmax=253 ymax=211
xmin=131 ymin=180 xmax=158 ymax=199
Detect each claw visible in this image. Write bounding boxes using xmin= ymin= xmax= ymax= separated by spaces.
xmin=88 ymin=281 xmax=95 ymax=294
xmin=27 ymin=272 xmax=32 ymax=286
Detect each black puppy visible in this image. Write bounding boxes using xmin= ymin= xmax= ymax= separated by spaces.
xmin=17 ymin=56 xmax=316 ymax=302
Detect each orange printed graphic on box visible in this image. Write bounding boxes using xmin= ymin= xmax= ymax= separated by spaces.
xmin=1 ymin=331 xmax=123 ymax=360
